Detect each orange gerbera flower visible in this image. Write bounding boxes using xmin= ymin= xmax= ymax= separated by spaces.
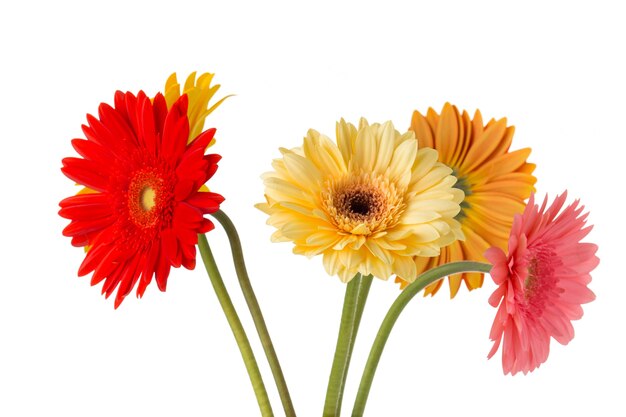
xmin=397 ymin=103 xmax=536 ymax=297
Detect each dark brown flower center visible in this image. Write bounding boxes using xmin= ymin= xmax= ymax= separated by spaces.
xmin=322 ymin=173 xmax=405 ymax=235
xmin=343 ymin=190 xmax=379 ymax=218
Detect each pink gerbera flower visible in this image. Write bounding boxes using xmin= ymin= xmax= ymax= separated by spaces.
xmin=485 ymin=191 xmax=598 ymax=375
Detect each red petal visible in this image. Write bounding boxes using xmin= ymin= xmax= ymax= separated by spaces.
xmin=204 ymin=153 xmax=222 ymax=165
xmin=180 ymin=239 xmax=197 ymax=270
xmin=71 ymin=233 xmax=93 ymax=247
xmin=174 ymin=178 xmax=195 ymax=201
xmin=85 ymin=113 xmax=131 ymax=157
xmin=59 ymin=192 xmax=108 ymax=207
xmin=98 ymin=102 xmax=138 ymax=151
xmin=188 ymin=128 xmax=215 ymax=152
xmin=77 ymin=244 xmax=109 ymax=276
xmin=102 ymin=264 xmax=124 ymax=297
xmin=172 ymin=202 xmax=203 ymax=229
xmin=187 ymin=192 xmax=224 ymax=214
xmin=182 ymin=256 xmax=196 ymax=270
xmin=161 ymin=96 xmax=189 ymax=163
xmin=62 ymin=215 xmax=115 ymax=237
xmin=71 ymin=138 xmax=115 ymax=167
xmin=152 ymin=93 xmax=168 ymax=136
xmin=155 ymin=253 xmax=171 ymax=292
xmin=61 ymin=158 xmax=108 ymax=192
xmin=198 ymin=218 xmax=215 ymax=234
xmin=176 ymin=147 xmax=208 ymax=186
xmin=114 ymin=253 xmax=143 ymax=308
xmin=90 ymin=248 xmax=122 ymax=286
xmin=137 ymin=94 xmax=156 ymax=155
xmin=137 ymin=243 xmax=160 ymax=297
xmin=124 ymin=92 xmax=141 ymax=140
xmin=161 ymin=228 xmax=181 ymax=268
xmin=59 ymin=199 xmax=111 ymax=220
xmin=202 ymin=154 xmax=221 ymax=182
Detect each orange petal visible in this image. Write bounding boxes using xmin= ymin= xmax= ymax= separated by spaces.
xmin=410 ymin=110 xmax=435 ymax=149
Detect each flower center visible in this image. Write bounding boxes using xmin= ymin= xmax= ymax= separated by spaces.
xmin=127 ymin=169 xmax=172 ymax=229
xmin=521 ymin=245 xmax=560 ymax=313
xmin=140 ymin=186 xmax=156 ymax=211
xmin=524 ymin=257 xmax=541 ymax=295
xmin=348 ymin=192 xmax=373 ymax=215
xmin=322 ymin=173 xmax=405 ymax=235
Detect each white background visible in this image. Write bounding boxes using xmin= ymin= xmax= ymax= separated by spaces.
xmin=1 ymin=1 xmax=624 ymax=416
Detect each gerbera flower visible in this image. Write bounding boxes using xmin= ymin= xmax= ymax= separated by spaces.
xmin=59 ymin=91 xmax=224 ymax=308
xmin=257 ymin=118 xmax=464 ymax=283
xmin=397 ymin=103 xmax=536 ymax=297
xmin=74 ymin=72 xmax=227 ymax=199
xmin=164 ymin=71 xmax=232 ymax=144
xmin=485 ymin=192 xmax=598 ymax=375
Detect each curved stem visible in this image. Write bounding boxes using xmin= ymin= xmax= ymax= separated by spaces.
xmin=323 ymin=273 xmax=374 ymax=417
xmin=197 ymin=233 xmax=274 ymax=417
xmin=211 ymin=210 xmax=297 ymax=417
xmin=351 ymin=261 xmax=492 ymax=417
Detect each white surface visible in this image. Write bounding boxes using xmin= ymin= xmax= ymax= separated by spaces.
xmin=1 ymin=1 xmax=623 ymax=416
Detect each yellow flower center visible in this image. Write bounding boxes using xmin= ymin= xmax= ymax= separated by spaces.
xmin=322 ymin=173 xmax=405 ymax=235
xmin=140 ymin=187 xmax=156 ymax=211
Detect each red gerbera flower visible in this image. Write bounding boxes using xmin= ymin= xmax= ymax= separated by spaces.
xmin=59 ymin=91 xmax=224 ymax=308
xmin=485 ymin=192 xmax=598 ymax=374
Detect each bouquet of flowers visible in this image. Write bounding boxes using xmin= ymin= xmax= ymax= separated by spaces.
xmin=59 ymin=72 xmax=598 ymax=417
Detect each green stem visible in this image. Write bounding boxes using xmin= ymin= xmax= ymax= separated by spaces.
xmin=351 ymin=261 xmax=492 ymax=417
xmin=211 ymin=210 xmax=297 ymax=417
xmin=323 ymin=273 xmax=374 ymax=417
xmin=197 ymin=234 xmax=274 ymax=417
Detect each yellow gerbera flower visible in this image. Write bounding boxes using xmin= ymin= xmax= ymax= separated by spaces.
xmin=397 ymin=103 xmax=536 ymax=297
xmin=257 ymin=118 xmax=464 ymax=283
xmin=163 ymin=71 xmax=231 ymax=144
